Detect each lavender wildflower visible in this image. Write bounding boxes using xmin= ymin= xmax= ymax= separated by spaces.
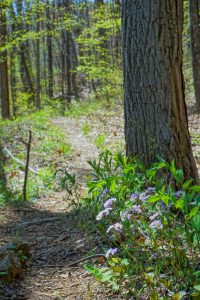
xmin=107 ymin=222 xmax=123 ymax=234
xmin=139 ymin=192 xmax=149 ymax=203
xmin=96 ymin=208 xmax=113 ymax=220
xmin=149 ymin=220 xmax=163 ymax=230
xmin=139 ymin=187 xmax=156 ymax=203
xmin=149 ymin=212 xmax=160 ymax=221
xmin=97 ymin=188 xmax=110 ymax=201
xmin=121 ymin=210 xmax=132 ymax=221
xmin=105 ymin=248 xmax=118 ymax=258
xmin=175 ymin=190 xmax=184 ymax=199
xmin=130 ymin=205 xmax=142 ymax=214
xmin=145 ymin=187 xmax=156 ymax=194
xmin=130 ymin=192 xmax=140 ymax=201
xmin=159 ymin=201 xmax=169 ymax=212
xmin=104 ymin=197 xmax=116 ymax=209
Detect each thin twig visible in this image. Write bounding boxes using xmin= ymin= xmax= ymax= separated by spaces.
xmin=23 ymin=130 xmax=32 ymax=202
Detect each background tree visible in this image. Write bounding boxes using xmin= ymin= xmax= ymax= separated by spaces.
xmin=0 ymin=1 xmax=10 ymax=119
xmin=189 ymin=0 xmax=200 ymax=113
xmin=122 ymin=0 xmax=198 ymax=180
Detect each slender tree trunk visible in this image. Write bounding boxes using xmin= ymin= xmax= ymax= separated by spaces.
xmin=10 ymin=52 xmax=17 ymax=116
xmin=35 ymin=0 xmax=41 ymax=109
xmin=189 ymin=0 xmax=200 ymax=113
xmin=123 ymin=0 xmax=198 ymax=181
xmin=63 ymin=0 xmax=72 ymax=106
xmin=16 ymin=0 xmax=35 ymax=99
xmin=0 ymin=3 xmax=10 ymax=119
xmin=46 ymin=0 xmax=54 ymax=98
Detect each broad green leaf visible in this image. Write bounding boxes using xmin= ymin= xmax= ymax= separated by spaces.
xmin=189 ymin=207 xmax=199 ymax=218
xmin=183 ymin=179 xmax=193 ymax=190
xmin=172 ymin=291 xmax=186 ymax=300
xmin=190 ymin=186 xmax=200 ymax=192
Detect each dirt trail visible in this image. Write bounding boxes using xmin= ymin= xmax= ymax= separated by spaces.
xmin=0 ymin=112 xmax=124 ymax=300
xmin=1 ymin=106 xmax=198 ymax=300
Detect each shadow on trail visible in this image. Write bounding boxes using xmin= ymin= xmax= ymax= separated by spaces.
xmin=0 ymin=200 xmax=102 ymax=300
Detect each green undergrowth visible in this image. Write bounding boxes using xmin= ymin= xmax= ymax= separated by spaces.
xmin=64 ymin=98 xmax=115 ymax=118
xmin=0 ymin=109 xmax=72 ymax=204
xmin=80 ymin=150 xmax=200 ymax=299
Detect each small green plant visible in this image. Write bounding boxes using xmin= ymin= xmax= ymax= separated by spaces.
xmin=0 ymin=110 xmax=72 ymax=204
xmin=82 ymin=151 xmax=200 ymax=299
xmin=81 ymin=122 xmax=91 ymax=136
xmin=94 ymin=134 xmax=106 ymax=149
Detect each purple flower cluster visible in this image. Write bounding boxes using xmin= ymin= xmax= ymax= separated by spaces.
xmin=149 ymin=212 xmax=160 ymax=221
xmin=121 ymin=205 xmax=142 ymax=221
xmin=130 ymin=205 xmax=142 ymax=214
xmin=149 ymin=220 xmax=163 ymax=230
xmin=130 ymin=192 xmax=140 ymax=201
xmin=97 ymin=188 xmax=110 ymax=201
xmin=121 ymin=210 xmax=132 ymax=221
xmin=130 ymin=187 xmax=156 ymax=203
xmin=104 ymin=197 xmax=116 ymax=209
xmin=96 ymin=208 xmax=113 ymax=220
xmin=139 ymin=187 xmax=156 ymax=203
xmin=107 ymin=222 xmax=123 ymax=234
xmin=105 ymin=248 xmax=118 ymax=258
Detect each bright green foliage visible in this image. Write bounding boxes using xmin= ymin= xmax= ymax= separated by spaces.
xmin=83 ymin=151 xmax=200 ymax=298
xmin=76 ymin=4 xmax=122 ymax=101
xmin=0 ymin=110 xmax=72 ymax=203
xmin=94 ymin=134 xmax=106 ymax=149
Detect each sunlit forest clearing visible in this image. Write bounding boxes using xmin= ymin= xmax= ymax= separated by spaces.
xmin=0 ymin=1 xmax=200 ymax=299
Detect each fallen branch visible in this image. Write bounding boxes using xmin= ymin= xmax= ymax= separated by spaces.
xmin=3 ymin=146 xmax=38 ymax=174
xmin=43 ymin=254 xmax=107 ymax=268
xmin=67 ymin=254 xmax=107 ymax=267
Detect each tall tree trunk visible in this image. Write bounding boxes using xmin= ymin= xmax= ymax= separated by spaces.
xmin=63 ymin=0 xmax=72 ymax=106
xmin=16 ymin=0 xmax=35 ymax=99
xmin=0 ymin=3 xmax=10 ymax=119
xmin=35 ymin=0 xmax=41 ymax=109
xmin=189 ymin=0 xmax=200 ymax=113
xmin=123 ymin=0 xmax=198 ymax=181
xmin=46 ymin=0 xmax=54 ymax=98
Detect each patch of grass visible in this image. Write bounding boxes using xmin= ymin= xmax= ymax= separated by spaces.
xmin=94 ymin=134 xmax=106 ymax=149
xmin=64 ymin=99 xmax=111 ymax=118
xmin=0 ymin=110 xmax=72 ymax=204
xmin=81 ymin=122 xmax=92 ymax=136
xmin=190 ymin=131 xmax=200 ymax=145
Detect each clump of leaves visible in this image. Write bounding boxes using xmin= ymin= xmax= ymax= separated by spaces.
xmin=83 ymin=150 xmax=200 ymax=299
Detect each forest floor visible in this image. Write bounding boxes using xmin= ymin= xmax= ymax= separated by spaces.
xmin=0 ymin=100 xmax=200 ymax=300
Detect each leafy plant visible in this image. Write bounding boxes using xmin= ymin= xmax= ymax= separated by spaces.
xmin=94 ymin=134 xmax=106 ymax=149
xmin=82 ymin=151 xmax=200 ymax=298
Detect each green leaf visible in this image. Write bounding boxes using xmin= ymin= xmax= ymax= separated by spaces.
xmin=189 ymin=207 xmax=199 ymax=218
xmin=148 ymin=195 xmax=161 ymax=203
xmin=183 ymin=179 xmax=193 ymax=190
xmin=101 ymin=270 xmax=113 ymax=282
xmin=190 ymin=186 xmax=200 ymax=192
xmin=172 ymin=291 xmax=186 ymax=300
xmin=174 ymin=169 xmax=184 ymax=183
xmin=194 ymin=285 xmax=200 ymax=292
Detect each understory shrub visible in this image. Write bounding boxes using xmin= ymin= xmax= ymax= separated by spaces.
xmin=83 ymin=150 xmax=200 ymax=299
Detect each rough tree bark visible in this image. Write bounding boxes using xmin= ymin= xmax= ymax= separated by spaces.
xmin=123 ymin=0 xmax=198 ymax=181
xmin=189 ymin=0 xmax=200 ymax=113
xmin=0 ymin=2 xmax=10 ymax=119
